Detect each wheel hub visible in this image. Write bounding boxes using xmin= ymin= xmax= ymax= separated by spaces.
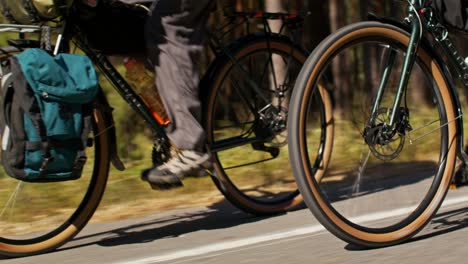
xmin=363 ymin=107 xmax=410 ymax=161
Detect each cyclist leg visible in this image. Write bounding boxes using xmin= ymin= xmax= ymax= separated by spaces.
xmin=143 ymin=0 xmax=213 ymax=189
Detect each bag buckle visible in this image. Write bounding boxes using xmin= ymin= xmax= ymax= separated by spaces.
xmin=73 ymin=156 xmax=87 ymax=172
xmin=39 ymin=156 xmax=55 ymax=176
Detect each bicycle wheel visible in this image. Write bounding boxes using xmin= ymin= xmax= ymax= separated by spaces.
xmin=0 ymin=47 xmax=110 ymax=257
xmin=204 ymin=34 xmax=334 ymax=215
xmin=289 ymin=21 xmax=458 ymax=247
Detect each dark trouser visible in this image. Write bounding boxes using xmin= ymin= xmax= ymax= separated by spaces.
xmin=145 ymin=0 xmax=213 ymax=152
xmin=432 ymin=0 xmax=468 ymax=31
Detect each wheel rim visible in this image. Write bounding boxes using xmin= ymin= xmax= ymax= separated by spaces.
xmin=294 ymin=25 xmax=456 ymax=244
xmin=207 ymin=38 xmax=333 ymax=214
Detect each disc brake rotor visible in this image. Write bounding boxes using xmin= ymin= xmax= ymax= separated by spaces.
xmin=366 ymin=108 xmax=405 ymax=161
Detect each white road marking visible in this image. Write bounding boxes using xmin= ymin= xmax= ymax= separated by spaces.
xmin=118 ymin=195 xmax=468 ymax=264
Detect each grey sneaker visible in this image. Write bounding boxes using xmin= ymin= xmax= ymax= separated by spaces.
xmin=141 ymin=150 xmax=212 ymax=190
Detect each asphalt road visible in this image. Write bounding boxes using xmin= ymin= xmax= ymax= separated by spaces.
xmin=3 ymin=186 xmax=468 ymax=264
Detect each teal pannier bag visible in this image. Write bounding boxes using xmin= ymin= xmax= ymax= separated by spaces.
xmin=0 ymin=48 xmax=99 ymax=182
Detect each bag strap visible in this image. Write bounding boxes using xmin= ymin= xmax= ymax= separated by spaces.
xmin=28 ymin=111 xmax=54 ymax=170
xmin=72 ymin=115 xmax=91 ymax=175
xmin=70 ymin=105 xmax=94 ymax=177
xmin=1 ymin=73 xmax=14 ymax=127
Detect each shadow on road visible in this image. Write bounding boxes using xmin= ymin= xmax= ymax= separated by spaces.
xmin=323 ymin=161 xmax=437 ymax=202
xmin=58 ymin=198 xmax=276 ymax=252
xmin=411 ymin=206 xmax=468 ymax=242
xmin=344 ymin=205 xmax=468 ymax=251
xmin=58 ymin=160 xmax=446 ymax=254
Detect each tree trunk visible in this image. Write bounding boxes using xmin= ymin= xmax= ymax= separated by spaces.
xmin=303 ymin=0 xmax=330 ymax=51
xmin=329 ymin=0 xmax=352 ymax=117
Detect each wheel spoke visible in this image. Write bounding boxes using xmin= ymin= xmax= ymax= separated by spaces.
xmin=207 ymin=37 xmax=312 ymax=215
xmin=0 ymin=182 xmax=23 ymax=220
xmin=289 ymin=23 xmax=456 ymax=247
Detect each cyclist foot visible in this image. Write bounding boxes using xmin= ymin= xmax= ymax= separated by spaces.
xmin=141 ymin=150 xmax=212 ymax=190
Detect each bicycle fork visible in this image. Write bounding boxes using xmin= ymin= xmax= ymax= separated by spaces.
xmin=367 ymin=8 xmax=468 ymax=185
xmin=368 ymin=13 xmax=422 ymax=133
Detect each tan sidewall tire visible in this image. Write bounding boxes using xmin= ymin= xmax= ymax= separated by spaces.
xmin=205 ymin=36 xmax=334 ymax=215
xmin=292 ymin=22 xmax=457 ymax=247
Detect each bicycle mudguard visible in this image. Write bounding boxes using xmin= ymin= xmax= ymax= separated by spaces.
xmin=96 ymin=89 xmax=125 ymax=171
xmin=368 ymin=14 xmax=465 ymax=159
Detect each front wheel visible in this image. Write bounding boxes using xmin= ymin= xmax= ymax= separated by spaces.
xmin=0 ymin=47 xmax=110 ymax=257
xmin=204 ymin=34 xmax=334 ymax=215
xmin=288 ymin=22 xmax=458 ymax=247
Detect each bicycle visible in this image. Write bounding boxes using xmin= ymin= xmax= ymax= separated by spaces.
xmin=0 ymin=0 xmax=333 ymax=257
xmin=288 ymin=0 xmax=468 ymax=248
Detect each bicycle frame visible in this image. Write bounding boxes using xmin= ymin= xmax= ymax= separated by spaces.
xmin=369 ymin=0 xmax=423 ymax=131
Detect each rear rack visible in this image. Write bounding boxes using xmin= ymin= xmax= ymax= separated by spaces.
xmin=0 ymin=24 xmax=44 ymax=33
xmin=0 ymin=24 xmax=64 ymax=54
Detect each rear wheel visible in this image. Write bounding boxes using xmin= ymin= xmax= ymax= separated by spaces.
xmin=204 ymin=35 xmax=334 ymax=215
xmin=288 ymin=22 xmax=458 ymax=247
xmin=0 ymin=47 xmax=110 ymax=257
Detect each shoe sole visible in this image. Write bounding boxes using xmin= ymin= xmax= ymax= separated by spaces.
xmin=143 ymin=153 xmax=213 ymax=191
xmin=148 ymin=181 xmax=184 ymax=191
